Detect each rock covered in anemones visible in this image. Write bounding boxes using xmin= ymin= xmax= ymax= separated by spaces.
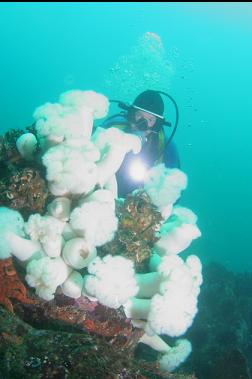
xmin=83 ymin=255 xmax=139 ymax=309
xmin=25 ymin=256 xmax=71 ymax=301
xmin=34 ymin=90 xmax=109 ymax=150
xmin=92 ymin=127 xmax=141 ymax=187
xmin=42 ymin=143 xmax=98 ymax=196
xmin=0 ymin=207 xmax=25 ymax=259
xmin=154 ymin=206 xmax=201 ymax=256
xmin=59 ymin=90 xmax=109 ymax=120
xmin=70 ymin=201 xmax=118 ymax=247
xmin=25 ymin=214 xmax=65 ymax=258
xmin=144 ymin=164 xmax=187 ymax=219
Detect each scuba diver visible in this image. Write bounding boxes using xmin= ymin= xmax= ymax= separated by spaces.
xmin=102 ymin=90 xmax=180 ymax=198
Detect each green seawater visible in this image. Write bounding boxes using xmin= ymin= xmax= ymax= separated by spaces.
xmin=0 ymin=2 xmax=251 ymax=272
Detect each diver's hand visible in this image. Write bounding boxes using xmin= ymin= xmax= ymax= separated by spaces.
xmin=132 ymin=130 xmax=147 ymax=146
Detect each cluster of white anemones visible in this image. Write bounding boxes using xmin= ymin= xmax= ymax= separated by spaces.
xmin=0 ymin=89 xmax=203 ymax=373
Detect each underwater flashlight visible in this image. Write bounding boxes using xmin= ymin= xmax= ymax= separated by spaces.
xmin=128 ymin=158 xmax=147 ymax=182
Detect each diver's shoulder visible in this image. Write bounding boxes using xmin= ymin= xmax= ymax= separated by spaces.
xmin=163 ymin=137 xmax=178 ymax=150
xmin=102 ymin=113 xmax=128 ymax=128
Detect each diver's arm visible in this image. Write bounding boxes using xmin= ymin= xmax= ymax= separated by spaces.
xmin=101 ymin=114 xmax=129 ymax=129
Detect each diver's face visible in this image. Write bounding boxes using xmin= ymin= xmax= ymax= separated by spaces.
xmin=134 ymin=110 xmax=157 ymax=128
